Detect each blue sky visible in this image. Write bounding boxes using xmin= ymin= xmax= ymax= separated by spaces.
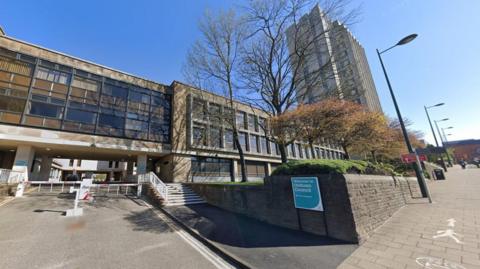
xmin=1 ymin=0 xmax=479 ymax=144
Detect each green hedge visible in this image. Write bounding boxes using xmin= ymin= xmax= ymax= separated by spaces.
xmin=271 ymin=159 xmax=400 ymax=176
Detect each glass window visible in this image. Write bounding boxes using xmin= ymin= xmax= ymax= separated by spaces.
xmin=192 ymin=124 xmax=207 ymax=146
xmin=191 ymin=157 xmax=231 ymax=177
xmin=98 ymin=114 xmax=124 ymax=129
xmin=36 ymin=67 xmax=69 ymax=84
xmin=224 ymin=129 xmax=234 ymax=149
xmin=223 ymin=107 xmax=234 ymax=126
xmin=192 ymin=98 xmax=207 ymax=120
xmin=247 ymin=114 xmax=257 ymax=131
xmin=297 ymin=144 xmax=304 ymax=158
xmin=290 ymin=144 xmax=296 ymax=157
xmin=258 ymin=117 xmax=266 ymax=134
xmin=125 ymin=119 xmax=148 ymax=131
xmin=209 ymin=104 xmax=221 ymax=124
xmin=260 ymin=137 xmax=270 ymax=154
xmin=103 ymin=84 xmax=128 ymax=99
xmin=29 ymin=101 xmax=63 ymax=118
xmin=149 ymin=123 xmax=170 ymax=143
xmin=236 ymin=111 xmax=246 ymax=129
xmin=66 ymin=109 xmax=96 ymax=124
xmin=238 ymin=132 xmax=247 ymax=151
xmin=129 ymin=91 xmax=150 ymax=104
xmin=210 ymin=127 xmax=222 ymax=148
xmin=250 ymin=135 xmax=259 ymax=153
xmin=305 ymin=146 xmax=310 ymax=159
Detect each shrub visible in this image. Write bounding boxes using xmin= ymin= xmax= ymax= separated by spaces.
xmin=271 ymin=159 xmax=400 ymax=176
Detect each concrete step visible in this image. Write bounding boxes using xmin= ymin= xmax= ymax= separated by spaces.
xmin=166 ymin=200 xmax=206 ymax=206
xmin=163 ymin=183 xmax=206 ymax=206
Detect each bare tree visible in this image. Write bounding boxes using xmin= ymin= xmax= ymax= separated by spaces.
xmin=183 ymin=10 xmax=249 ymax=182
xmin=239 ymin=0 xmax=358 ymax=163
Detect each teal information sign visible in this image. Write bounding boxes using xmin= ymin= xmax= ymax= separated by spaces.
xmin=291 ymin=177 xmax=324 ymax=211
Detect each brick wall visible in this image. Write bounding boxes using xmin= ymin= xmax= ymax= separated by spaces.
xmin=344 ymin=175 xmax=421 ymax=243
xmin=187 ymin=174 xmax=421 ymax=243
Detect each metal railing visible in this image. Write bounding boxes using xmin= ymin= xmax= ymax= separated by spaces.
xmin=0 ymin=169 xmax=24 ymax=184
xmin=146 ymin=172 xmax=168 ymax=202
xmin=27 ymin=181 xmax=140 ymax=196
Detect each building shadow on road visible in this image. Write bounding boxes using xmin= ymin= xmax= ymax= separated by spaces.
xmin=124 ymin=209 xmax=174 ymax=234
xmin=167 ymin=204 xmax=354 ymax=248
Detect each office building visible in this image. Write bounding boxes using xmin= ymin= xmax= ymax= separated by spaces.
xmin=0 ymin=28 xmax=344 ymax=183
xmin=286 ymin=4 xmax=383 ymax=112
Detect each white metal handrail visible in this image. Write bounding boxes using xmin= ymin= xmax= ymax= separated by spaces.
xmin=27 ymin=181 xmax=140 ymax=196
xmin=147 ymin=172 xmax=168 ymax=202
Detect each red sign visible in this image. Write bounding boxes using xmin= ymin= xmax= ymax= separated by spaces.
xmin=401 ymin=154 xmax=427 ymax=163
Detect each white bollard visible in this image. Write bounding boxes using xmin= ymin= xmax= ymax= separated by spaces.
xmin=15 ymin=182 xmax=25 ymax=197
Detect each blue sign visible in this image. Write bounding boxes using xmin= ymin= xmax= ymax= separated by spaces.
xmin=291 ymin=177 xmax=323 ymax=211
xmin=14 ymin=160 xmax=28 ymax=166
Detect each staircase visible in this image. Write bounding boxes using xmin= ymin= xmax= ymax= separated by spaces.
xmin=165 ymin=183 xmax=206 ymax=206
xmin=145 ymin=172 xmax=205 ymax=206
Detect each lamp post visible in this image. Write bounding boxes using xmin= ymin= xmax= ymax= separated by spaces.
xmin=434 ymin=118 xmax=449 ymax=145
xmin=377 ymin=34 xmax=431 ymax=202
xmin=442 ymin=127 xmax=453 ymax=165
xmin=435 ymin=119 xmax=452 ymax=166
xmin=441 ymin=127 xmax=454 ymax=143
xmin=424 ymin=103 xmax=447 ymax=171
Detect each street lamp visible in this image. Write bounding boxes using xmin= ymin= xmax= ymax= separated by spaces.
xmin=434 ymin=118 xmax=449 ymax=145
xmin=435 ymin=119 xmax=452 ymax=166
xmin=424 ymin=103 xmax=447 ymax=171
xmin=442 ymin=127 xmax=454 ymax=143
xmin=377 ymin=34 xmax=431 ymax=201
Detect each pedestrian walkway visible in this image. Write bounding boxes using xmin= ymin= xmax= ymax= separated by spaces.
xmin=338 ymin=166 xmax=480 ymax=269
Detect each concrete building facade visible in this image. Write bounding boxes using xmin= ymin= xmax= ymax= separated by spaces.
xmin=286 ymin=4 xmax=383 ymax=113
xmin=0 ymin=30 xmax=344 ymax=183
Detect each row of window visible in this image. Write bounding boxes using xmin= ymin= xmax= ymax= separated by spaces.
xmin=0 ymin=50 xmax=171 ymax=143
xmin=192 ymin=97 xmax=266 ymax=134
xmin=191 ymin=124 xmax=344 ymax=160
xmin=191 ymin=157 xmax=267 ymax=180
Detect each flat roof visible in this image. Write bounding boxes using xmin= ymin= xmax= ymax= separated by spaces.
xmin=0 ymin=34 xmax=167 ymax=88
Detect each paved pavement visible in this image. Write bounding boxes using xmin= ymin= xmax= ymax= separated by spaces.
xmin=0 ymin=194 xmax=230 ymax=269
xmin=165 ymin=203 xmax=357 ymax=269
xmin=339 ymin=166 xmax=480 ymax=269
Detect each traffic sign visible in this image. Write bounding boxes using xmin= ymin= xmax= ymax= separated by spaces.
xmin=401 ymin=153 xmax=427 ymax=163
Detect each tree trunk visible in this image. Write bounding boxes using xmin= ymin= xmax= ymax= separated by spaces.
xmin=233 ymin=129 xmax=248 ymax=182
xmin=309 ymin=141 xmax=316 ymax=159
xmin=371 ymin=150 xmax=377 ymax=163
xmin=342 ymin=145 xmax=350 ymax=160
xmin=279 ymin=143 xmax=288 ymax=163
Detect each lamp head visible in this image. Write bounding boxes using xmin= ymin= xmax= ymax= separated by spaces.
xmin=396 ymin=34 xmax=418 ymax=46
xmin=434 ymin=103 xmax=445 ymax=107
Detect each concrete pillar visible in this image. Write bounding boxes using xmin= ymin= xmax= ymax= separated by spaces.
xmin=12 ymin=145 xmax=35 ymax=182
xmin=266 ymin=162 xmax=272 ymax=176
xmin=109 ymin=171 xmax=114 ymax=182
xmin=127 ymin=161 xmax=134 ymax=176
xmin=137 ymin=154 xmax=147 ymax=182
xmin=38 ymin=155 xmax=52 ymax=181
xmin=232 ymin=159 xmax=239 ymax=182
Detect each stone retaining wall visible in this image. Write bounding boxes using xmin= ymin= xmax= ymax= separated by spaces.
xmin=187 ymin=174 xmax=421 ymax=243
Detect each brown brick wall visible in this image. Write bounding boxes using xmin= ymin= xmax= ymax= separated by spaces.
xmin=187 ymin=174 xmax=421 ymax=244
xmin=344 ymin=175 xmax=421 ymax=243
